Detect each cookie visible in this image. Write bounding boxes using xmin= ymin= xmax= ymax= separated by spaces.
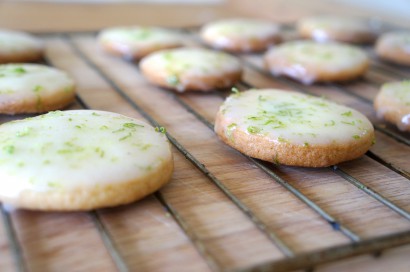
xmin=0 ymin=64 xmax=75 ymax=115
xmin=375 ymin=31 xmax=410 ymax=66
xmin=98 ymin=26 xmax=184 ymax=60
xmin=374 ymin=80 xmax=410 ymax=131
xmin=200 ymin=18 xmax=281 ymax=52
xmin=264 ymin=40 xmax=369 ymax=84
xmin=0 ymin=29 xmax=43 ymax=63
xmin=0 ymin=110 xmax=173 ymax=211
xmin=215 ymin=89 xmax=375 ymax=167
xmin=297 ymin=15 xmax=379 ymax=44
xmin=139 ymin=48 xmax=242 ymax=92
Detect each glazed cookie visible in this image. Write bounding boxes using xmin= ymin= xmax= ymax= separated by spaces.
xmin=0 ymin=29 xmax=43 ymax=63
xmin=374 ymin=80 xmax=410 ymax=131
xmin=297 ymin=15 xmax=379 ymax=44
xmin=98 ymin=26 xmax=184 ymax=60
xmin=0 ymin=110 xmax=173 ymax=211
xmin=200 ymin=18 xmax=281 ymax=52
xmin=0 ymin=64 xmax=75 ymax=114
xmin=265 ymin=40 xmax=369 ymax=84
xmin=375 ymin=31 xmax=410 ymax=66
xmin=215 ymin=89 xmax=374 ymax=167
xmin=139 ymin=48 xmax=242 ymax=92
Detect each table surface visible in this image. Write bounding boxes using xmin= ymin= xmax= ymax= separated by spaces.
xmin=0 ymin=0 xmax=410 ymax=271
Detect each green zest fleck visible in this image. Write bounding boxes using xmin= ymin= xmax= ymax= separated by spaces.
xmin=258 ymin=95 xmax=267 ymax=102
xmin=100 ymin=125 xmax=109 ymax=130
xmin=352 ymin=135 xmax=361 ymax=139
xmin=273 ymin=153 xmax=280 ymax=165
xmin=48 ymin=182 xmax=61 ymax=188
xmin=278 ymin=137 xmax=288 ymax=143
xmin=324 ymin=120 xmax=335 ymax=127
xmin=304 ymin=142 xmax=309 ymax=147
xmin=3 ymin=145 xmax=15 ymax=154
xmin=119 ymin=133 xmax=132 ymax=141
xmin=341 ymin=121 xmax=355 ymax=125
xmin=95 ymin=147 xmax=105 ymax=157
xmin=231 ymin=87 xmax=240 ymax=94
xmin=14 ymin=67 xmax=26 ymax=74
xmin=123 ymin=122 xmax=144 ymax=129
xmin=64 ymin=86 xmax=74 ymax=93
xmin=133 ymin=28 xmax=152 ymax=40
xmin=155 ymin=127 xmax=167 ymax=134
xmin=166 ymin=74 xmax=180 ymax=86
xmin=227 ymin=123 xmax=237 ymax=130
xmin=33 ymin=85 xmax=43 ymax=110
xmin=372 ymin=138 xmax=376 ymax=145
xmin=247 ymin=126 xmax=261 ymax=134
xmin=16 ymin=127 xmax=31 ymax=137
xmin=0 ymin=89 xmax=14 ymax=94
xmin=33 ymin=85 xmax=43 ymax=92
xmin=92 ymin=112 xmax=101 ymax=116
xmin=341 ymin=111 xmax=352 ymax=117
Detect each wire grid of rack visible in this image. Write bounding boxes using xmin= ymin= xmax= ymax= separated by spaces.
xmin=0 ymin=29 xmax=409 ymax=272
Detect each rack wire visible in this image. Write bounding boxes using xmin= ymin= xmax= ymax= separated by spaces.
xmin=0 ymin=29 xmax=409 ymax=272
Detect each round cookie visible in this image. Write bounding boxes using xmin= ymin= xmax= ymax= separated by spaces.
xmin=375 ymin=31 xmax=410 ymax=66
xmin=0 ymin=29 xmax=43 ymax=63
xmin=0 ymin=64 xmax=75 ymax=115
xmin=374 ymin=80 xmax=410 ymax=131
xmin=200 ymin=18 xmax=281 ymax=52
xmin=139 ymin=48 xmax=242 ymax=92
xmin=265 ymin=40 xmax=369 ymax=84
xmin=297 ymin=15 xmax=379 ymax=44
xmin=215 ymin=89 xmax=375 ymax=167
xmin=98 ymin=26 xmax=184 ymax=60
xmin=0 ymin=110 xmax=173 ymax=211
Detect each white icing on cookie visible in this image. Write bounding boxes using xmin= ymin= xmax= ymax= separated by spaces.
xmin=0 ymin=110 xmax=172 ymax=198
xmin=378 ymin=32 xmax=410 ymax=54
xmin=98 ymin=26 xmax=183 ymax=57
xmin=219 ymin=89 xmax=374 ymax=146
xmin=0 ymin=64 xmax=75 ymax=112
xmin=201 ymin=18 xmax=280 ymax=51
xmin=140 ymin=48 xmax=242 ymax=91
xmin=375 ymin=80 xmax=410 ymax=131
xmin=298 ymin=15 xmax=378 ymax=43
xmin=0 ymin=29 xmax=43 ymax=57
xmin=265 ymin=41 xmax=368 ymax=84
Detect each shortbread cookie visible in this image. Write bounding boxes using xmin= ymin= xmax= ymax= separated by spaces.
xmin=215 ymin=89 xmax=375 ymax=167
xmin=0 ymin=64 xmax=75 ymax=114
xmin=374 ymin=80 xmax=410 ymax=131
xmin=265 ymin=40 xmax=369 ymax=84
xmin=98 ymin=26 xmax=184 ymax=60
xmin=0 ymin=110 xmax=173 ymax=211
xmin=0 ymin=29 xmax=43 ymax=63
xmin=297 ymin=15 xmax=379 ymax=44
xmin=200 ymin=18 xmax=281 ymax=52
xmin=139 ymin=48 xmax=242 ymax=92
xmin=375 ymin=31 xmax=410 ymax=66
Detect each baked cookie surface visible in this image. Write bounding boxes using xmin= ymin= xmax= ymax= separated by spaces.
xmin=375 ymin=31 xmax=410 ymax=66
xmin=0 ymin=110 xmax=173 ymax=211
xmin=200 ymin=18 xmax=281 ymax=52
xmin=140 ymin=48 xmax=242 ymax=92
xmin=215 ymin=89 xmax=375 ymax=167
xmin=265 ymin=40 xmax=369 ymax=84
xmin=374 ymin=80 xmax=410 ymax=131
xmin=297 ymin=15 xmax=378 ymax=44
xmin=0 ymin=64 xmax=75 ymax=114
xmin=0 ymin=29 xmax=43 ymax=63
xmin=98 ymin=26 xmax=184 ymax=60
